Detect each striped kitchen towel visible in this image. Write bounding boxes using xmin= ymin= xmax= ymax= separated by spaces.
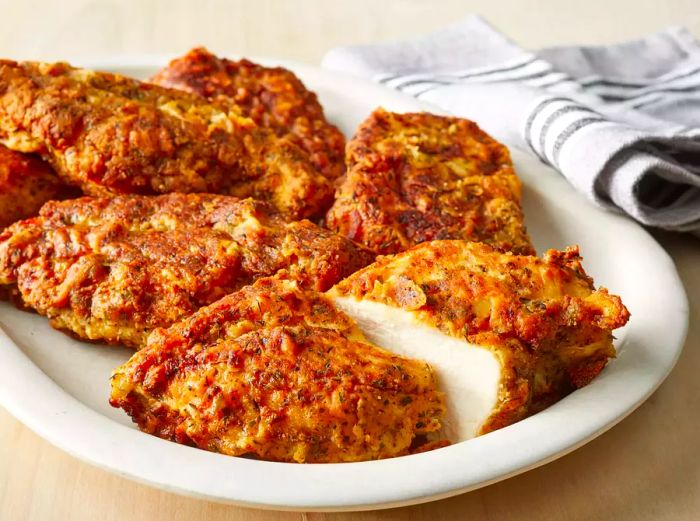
xmin=323 ymin=16 xmax=700 ymax=232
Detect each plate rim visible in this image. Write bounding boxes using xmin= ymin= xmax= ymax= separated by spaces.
xmin=0 ymin=56 xmax=689 ymax=512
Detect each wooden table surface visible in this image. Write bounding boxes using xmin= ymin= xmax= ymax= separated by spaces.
xmin=1 ymin=1 xmax=699 ymax=520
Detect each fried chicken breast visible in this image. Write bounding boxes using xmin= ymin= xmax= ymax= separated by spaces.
xmin=328 ymin=240 xmax=629 ymax=439
xmin=151 ymin=47 xmax=346 ymax=181
xmin=0 ymin=60 xmax=333 ymax=219
xmin=110 ymin=277 xmax=445 ymax=463
xmin=0 ymin=144 xmax=78 ymax=228
xmin=0 ymin=193 xmax=374 ymax=348
xmin=326 ymin=109 xmax=534 ymax=255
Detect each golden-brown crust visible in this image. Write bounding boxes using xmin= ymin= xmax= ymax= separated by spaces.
xmin=151 ymin=47 xmax=346 ymax=182
xmin=329 ymin=240 xmax=630 ymax=434
xmin=110 ymin=277 xmax=445 ymax=463
xmin=0 ymin=193 xmax=375 ymax=348
xmin=0 ymin=144 xmax=78 ymax=228
xmin=0 ymin=60 xmax=333 ymax=219
xmin=326 ymin=109 xmax=534 ymax=255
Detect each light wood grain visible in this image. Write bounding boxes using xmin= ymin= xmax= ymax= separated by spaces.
xmin=1 ymin=1 xmax=699 ymax=520
xmin=1 ymin=0 xmax=699 ymax=63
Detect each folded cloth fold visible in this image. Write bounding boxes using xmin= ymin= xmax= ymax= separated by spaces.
xmin=323 ymin=16 xmax=700 ymax=232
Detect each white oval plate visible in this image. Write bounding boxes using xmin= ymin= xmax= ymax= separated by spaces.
xmin=0 ymin=57 xmax=688 ymax=512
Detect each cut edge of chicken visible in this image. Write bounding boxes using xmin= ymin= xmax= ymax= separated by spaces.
xmin=331 ymin=295 xmax=502 ymax=442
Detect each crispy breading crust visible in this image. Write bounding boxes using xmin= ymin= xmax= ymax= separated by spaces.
xmin=0 ymin=144 xmax=78 ymax=228
xmin=0 ymin=60 xmax=333 ymax=219
xmin=326 ymin=109 xmax=534 ymax=255
xmin=110 ymin=277 xmax=446 ymax=463
xmin=329 ymin=240 xmax=630 ymax=434
xmin=151 ymin=47 xmax=346 ymax=181
xmin=0 ymin=193 xmax=375 ymax=348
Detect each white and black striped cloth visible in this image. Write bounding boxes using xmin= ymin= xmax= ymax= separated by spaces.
xmin=323 ymin=16 xmax=700 ymax=232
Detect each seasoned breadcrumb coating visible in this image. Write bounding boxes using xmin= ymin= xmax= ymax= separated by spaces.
xmin=0 ymin=144 xmax=78 ymax=228
xmin=0 ymin=193 xmax=374 ymax=348
xmin=0 ymin=60 xmax=333 ymax=219
xmin=326 ymin=109 xmax=534 ymax=255
xmin=110 ymin=277 xmax=445 ymax=463
xmin=152 ymin=47 xmax=346 ymax=182
xmin=329 ymin=240 xmax=630 ymax=434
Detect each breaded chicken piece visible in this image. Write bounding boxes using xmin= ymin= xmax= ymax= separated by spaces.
xmin=326 ymin=109 xmax=534 ymax=255
xmin=151 ymin=47 xmax=345 ymax=181
xmin=0 ymin=60 xmax=333 ymax=219
xmin=110 ymin=277 xmax=445 ymax=463
xmin=0 ymin=193 xmax=374 ymax=348
xmin=0 ymin=144 xmax=78 ymax=228
xmin=329 ymin=241 xmax=629 ymax=438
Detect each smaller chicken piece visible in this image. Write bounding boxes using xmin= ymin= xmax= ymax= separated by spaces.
xmin=0 ymin=193 xmax=375 ymax=348
xmin=151 ymin=47 xmax=346 ymax=181
xmin=328 ymin=240 xmax=630 ymax=439
xmin=110 ymin=277 xmax=446 ymax=463
xmin=0 ymin=144 xmax=77 ymax=228
xmin=326 ymin=109 xmax=534 ymax=255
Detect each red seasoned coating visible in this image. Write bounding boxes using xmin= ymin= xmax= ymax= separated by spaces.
xmin=0 ymin=59 xmax=333 ymax=219
xmin=111 ymin=277 xmax=446 ymax=462
xmin=0 ymin=144 xmax=78 ymax=228
xmin=152 ymin=48 xmax=346 ymax=182
xmin=329 ymin=240 xmax=630 ymax=433
xmin=326 ymin=109 xmax=534 ymax=255
xmin=0 ymin=193 xmax=375 ymax=348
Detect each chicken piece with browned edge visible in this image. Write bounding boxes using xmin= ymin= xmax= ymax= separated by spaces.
xmin=110 ymin=277 xmax=446 ymax=463
xmin=326 ymin=109 xmax=534 ymax=255
xmin=0 ymin=60 xmax=333 ymax=219
xmin=328 ymin=240 xmax=629 ymax=440
xmin=151 ymin=47 xmax=346 ymax=182
xmin=0 ymin=193 xmax=375 ymax=348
